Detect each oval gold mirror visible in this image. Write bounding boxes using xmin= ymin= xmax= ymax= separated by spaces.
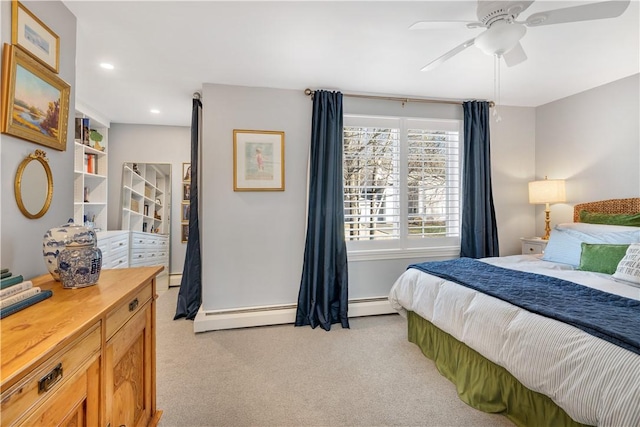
xmin=14 ymin=149 xmax=53 ymax=219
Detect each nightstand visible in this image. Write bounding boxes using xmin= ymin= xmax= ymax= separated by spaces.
xmin=521 ymin=237 xmax=548 ymax=255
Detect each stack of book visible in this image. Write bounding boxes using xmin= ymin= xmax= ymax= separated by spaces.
xmin=0 ymin=269 xmax=53 ymax=319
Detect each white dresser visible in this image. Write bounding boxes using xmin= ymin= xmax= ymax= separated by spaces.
xmin=130 ymin=231 xmax=169 ymax=288
xmin=96 ymin=230 xmax=130 ymax=269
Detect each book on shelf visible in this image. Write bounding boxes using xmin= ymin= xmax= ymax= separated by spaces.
xmin=0 ymin=290 xmax=53 ymax=319
xmin=1 ymin=274 xmax=24 ymax=290
xmin=1 ymin=287 xmax=41 ymax=309
xmin=85 ymin=153 xmax=98 ymax=174
xmin=75 ymin=117 xmax=91 ymax=144
xmin=1 ymin=271 xmax=11 ymax=279
xmin=0 ymin=280 xmax=33 ymax=299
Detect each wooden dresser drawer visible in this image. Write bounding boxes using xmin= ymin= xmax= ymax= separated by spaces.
xmin=105 ymin=285 xmax=152 ymax=340
xmin=0 ymin=325 xmax=101 ymax=426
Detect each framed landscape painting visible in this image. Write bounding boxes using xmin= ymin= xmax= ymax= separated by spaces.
xmin=233 ymin=129 xmax=285 ymax=191
xmin=12 ymin=0 xmax=60 ymax=73
xmin=1 ymin=44 xmax=70 ymax=151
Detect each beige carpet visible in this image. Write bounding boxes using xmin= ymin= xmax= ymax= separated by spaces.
xmin=156 ymin=287 xmax=513 ymax=427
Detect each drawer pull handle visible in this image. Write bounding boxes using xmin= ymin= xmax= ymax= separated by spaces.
xmin=38 ymin=363 xmax=63 ymax=394
xmin=529 ymin=247 xmax=534 ymax=252
xmin=129 ymin=298 xmax=139 ymax=312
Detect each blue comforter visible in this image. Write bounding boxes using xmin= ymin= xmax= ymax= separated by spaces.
xmin=409 ymin=258 xmax=640 ymax=355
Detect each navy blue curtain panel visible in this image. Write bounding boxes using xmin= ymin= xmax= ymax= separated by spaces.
xmin=295 ymin=90 xmax=350 ymax=331
xmin=174 ymin=97 xmax=203 ymax=320
xmin=460 ymin=101 xmax=500 ymax=258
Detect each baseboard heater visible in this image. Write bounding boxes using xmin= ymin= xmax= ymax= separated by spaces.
xmin=193 ymin=296 xmax=396 ymax=333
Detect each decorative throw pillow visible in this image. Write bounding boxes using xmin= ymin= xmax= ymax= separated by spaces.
xmin=542 ymin=227 xmax=640 ymax=267
xmin=579 ymin=210 xmax=640 ymax=227
xmin=577 ymin=243 xmax=630 ymax=274
xmin=612 ymin=243 xmax=640 ymax=286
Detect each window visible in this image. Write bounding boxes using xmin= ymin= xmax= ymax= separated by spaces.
xmin=343 ymin=115 xmax=461 ymax=254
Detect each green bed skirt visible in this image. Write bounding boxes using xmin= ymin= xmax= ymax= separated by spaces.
xmin=407 ymin=311 xmax=588 ymax=427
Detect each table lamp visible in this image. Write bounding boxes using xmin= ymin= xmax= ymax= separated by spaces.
xmin=528 ymin=177 xmax=566 ymax=240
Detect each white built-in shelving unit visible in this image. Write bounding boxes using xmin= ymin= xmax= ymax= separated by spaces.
xmin=73 ymin=108 xmax=109 ymax=232
xmin=120 ymin=162 xmax=170 ymax=235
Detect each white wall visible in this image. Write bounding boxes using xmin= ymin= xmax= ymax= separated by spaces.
xmin=0 ymin=1 xmax=76 ymax=278
xmin=107 ymin=123 xmax=190 ymax=275
xmin=535 ymin=74 xmax=640 ymax=232
xmin=200 ymin=83 xmax=536 ymax=312
xmin=491 ymin=106 xmax=537 ymax=254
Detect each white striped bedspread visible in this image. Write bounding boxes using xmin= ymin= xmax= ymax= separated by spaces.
xmin=388 ymin=255 xmax=640 ymax=427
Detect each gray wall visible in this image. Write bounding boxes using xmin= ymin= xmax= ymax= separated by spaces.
xmin=0 ymin=1 xmax=76 ymax=278
xmin=107 ymin=123 xmax=190 ymax=275
xmin=200 ymin=83 xmax=536 ymax=311
xmin=535 ymin=73 xmax=640 ymax=232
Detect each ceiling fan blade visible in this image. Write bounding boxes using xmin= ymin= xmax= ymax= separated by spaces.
xmin=409 ymin=21 xmax=479 ymax=30
xmin=524 ymin=0 xmax=630 ymax=27
xmin=503 ymin=42 xmax=527 ymax=67
xmin=421 ymin=38 xmax=476 ymax=72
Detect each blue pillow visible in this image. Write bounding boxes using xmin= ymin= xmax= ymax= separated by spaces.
xmin=542 ymin=227 xmax=640 ymax=267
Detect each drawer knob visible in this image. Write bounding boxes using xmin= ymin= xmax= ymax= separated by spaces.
xmin=129 ymin=298 xmax=139 ymax=312
xmin=38 ymin=363 xmax=63 ymax=394
xmin=529 ymin=247 xmax=534 ymax=252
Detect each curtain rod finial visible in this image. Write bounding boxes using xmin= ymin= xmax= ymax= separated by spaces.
xmin=304 ymin=88 xmax=314 ymax=97
xmin=193 ymin=91 xmax=202 ymax=100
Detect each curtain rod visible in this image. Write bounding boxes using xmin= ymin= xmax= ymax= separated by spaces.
xmin=303 ymin=88 xmax=494 ymax=108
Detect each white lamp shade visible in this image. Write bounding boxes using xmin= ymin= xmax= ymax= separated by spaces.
xmin=528 ymin=179 xmax=566 ymax=204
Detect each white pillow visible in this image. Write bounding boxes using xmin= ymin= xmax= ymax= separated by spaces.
xmin=612 ymin=243 xmax=640 ymax=286
xmin=542 ymin=226 xmax=640 ymax=267
xmin=556 ymin=222 xmax=640 ymax=233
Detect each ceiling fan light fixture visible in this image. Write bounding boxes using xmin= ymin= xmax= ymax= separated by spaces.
xmin=475 ymin=21 xmax=526 ymax=56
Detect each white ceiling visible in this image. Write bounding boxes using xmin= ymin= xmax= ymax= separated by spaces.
xmin=63 ymin=1 xmax=640 ymax=127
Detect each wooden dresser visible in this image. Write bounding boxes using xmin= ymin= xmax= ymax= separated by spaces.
xmin=1 ymin=267 xmax=163 ymax=427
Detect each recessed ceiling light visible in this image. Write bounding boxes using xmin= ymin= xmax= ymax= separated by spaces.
xmin=150 ymin=109 xmax=160 ymax=114
xmin=100 ymin=63 xmax=114 ymax=70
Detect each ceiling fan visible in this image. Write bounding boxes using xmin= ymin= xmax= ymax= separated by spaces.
xmin=413 ymin=0 xmax=631 ymax=71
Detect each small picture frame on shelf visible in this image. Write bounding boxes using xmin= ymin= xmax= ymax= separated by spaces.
xmin=183 ymin=162 xmax=191 ymax=182
xmin=181 ymin=224 xmax=189 ymax=243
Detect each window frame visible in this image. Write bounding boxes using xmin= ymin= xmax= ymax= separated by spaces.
xmin=343 ymin=114 xmax=463 ymax=260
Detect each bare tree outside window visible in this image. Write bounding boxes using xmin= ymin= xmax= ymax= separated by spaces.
xmin=343 ymin=120 xmax=459 ymax=243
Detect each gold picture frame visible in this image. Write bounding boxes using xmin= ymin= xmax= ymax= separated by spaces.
xmin=233 ymin=129 xmax=285 ymax=191
xmin=1 ymin=44 xmax=70 ymax=151
xmin=181 ymin=202 xmax=190 ymax=222
xmin=12 ymin=0 xmax=60 ymax=73
xmin=181 ymin=224 xmax=189 ymax=243
xmin=182 ymin=162 xmax=191 ymax=182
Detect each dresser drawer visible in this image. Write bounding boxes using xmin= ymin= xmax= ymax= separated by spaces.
xmin=0 ymin=325 xmax=101 ymax=426
xmin=130 ymin=233 xmax=146 ymax=249
xmin=105 ymin=285 xmax=153 ymax=340
xmin=109 ymin=234 xmax=129 ymax=251
xmin=107 ymin=252 xmax=129 ymax=269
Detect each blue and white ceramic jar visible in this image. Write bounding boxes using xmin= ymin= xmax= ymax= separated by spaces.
xmin=58 ymin=242 xmax=102 ymax=288
xmin=43 ymin=219 xmax=97 ymax=281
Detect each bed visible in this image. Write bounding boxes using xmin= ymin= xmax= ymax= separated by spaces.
xmin=388 ymin=198 xmax=640 ymax=427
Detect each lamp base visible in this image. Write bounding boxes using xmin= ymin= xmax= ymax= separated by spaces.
xmin=543 ymin=206 xmax=551 ymax=240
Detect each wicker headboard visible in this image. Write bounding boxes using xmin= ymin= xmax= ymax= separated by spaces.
xmin=573 ymin=198 xmax=640 ymax=222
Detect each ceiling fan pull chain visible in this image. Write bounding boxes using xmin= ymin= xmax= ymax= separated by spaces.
xmin=493 ymin=55 xmax=502 ymax=123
